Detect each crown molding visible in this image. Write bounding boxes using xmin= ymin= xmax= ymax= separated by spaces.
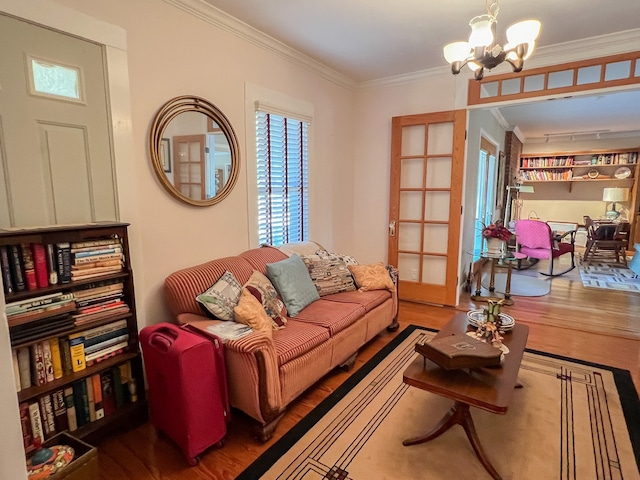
xmin=162 ymin=0 xmax=356 ymax=90
xmin=357 ymin=65 xmax=450 ymax=90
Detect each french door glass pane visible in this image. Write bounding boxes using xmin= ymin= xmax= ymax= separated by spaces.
xmin=424 ymin=191 xmax=449 ymax=221
xmin=398 ymin=222 xmax=421 ymax=251
xmin=398 ymin=253 xmax=420 ymax=282
xmin=423 ymin=224 xmax=448 ymax=254
xmin=422 ymin=256 xmax=446 ymax=285
xmin=427 ymin=123 xmax=453 ymax=154
xmin=400 ymin=158 xmax=423 ymax=188
xmin=399 ymin=192 xmax=422 ymax=220
xmin=426 ymin=157 xmax=452 ymax=188
xmin=401 ymin=125 xmax=425 ymax=156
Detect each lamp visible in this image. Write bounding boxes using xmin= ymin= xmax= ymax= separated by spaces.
xmin=602 ymin=187 xmax=629 ymax=220
xmin=443 ymin=1 xmax=541 ymax=81
xmin=504 ymin=184 xmax=535 ymax=227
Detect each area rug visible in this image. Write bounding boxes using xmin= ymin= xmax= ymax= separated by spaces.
xmin=579 ymin=262 xmax=640 ymax=292
xmin=481 ymin=272 xmax=551 ymax=296
xmin=237 ymin=326 xmax=640 ymax=480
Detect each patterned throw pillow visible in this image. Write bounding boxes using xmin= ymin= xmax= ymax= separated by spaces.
xmin=348 ymin=262 xmax=396 ymax=292
xmin=244 ymin=270 xmax=288 ymax=328
xmin=195 ymin=270 xmax=242 ymax=321
xmin=302 ymin=253 xmax=356 ymax=296
xmin=233 ymin=288 xmax=273 ymax=338
xmin=315 ymin=249 xmax=359 ymax=265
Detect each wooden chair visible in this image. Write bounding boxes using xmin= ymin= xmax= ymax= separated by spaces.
xmin=514 ymin=219 xmax=576 ymax=276
xmin=583 ymin=216 xmax=630 ymax=265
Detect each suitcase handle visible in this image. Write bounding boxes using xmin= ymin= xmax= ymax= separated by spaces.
xmin=148 ymin=323 xmax=182 ymax=353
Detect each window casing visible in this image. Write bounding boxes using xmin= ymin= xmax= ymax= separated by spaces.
xmin=255 ymin=111 xmax=309 ymax=246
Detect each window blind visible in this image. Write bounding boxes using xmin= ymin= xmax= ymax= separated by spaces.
xmin=256 ymin=111 xmax=309 ymax=246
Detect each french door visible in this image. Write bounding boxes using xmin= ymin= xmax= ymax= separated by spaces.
xmin=172 ymin=135 xmax=206 ymax=200
xmin=388 ymin=110 xmax=466 ymax=306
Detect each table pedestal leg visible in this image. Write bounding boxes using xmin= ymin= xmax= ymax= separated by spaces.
xmin=403 ymin=401 xmax=502 ymax=480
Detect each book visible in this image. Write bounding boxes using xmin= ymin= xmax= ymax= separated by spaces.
xmin=69 ymin=335 xmax=86 ymax=372
xmin=6 ymin=292 xmax=75 ymax=315
xmin=414 ymin=333 xmax=502 ymax=370
xmin=72 ymin=379 xmax=90 ymax=427
xmin=9 ymin=312 xmax=75 ymax=344
xmin=51 ymin=389 xmax=69 ymax=433
xmin=118 ymin=361 xmax=132 ymax=402
xmin=63 ymin=386 xmax=78 ymax=432
xmin=8 ymin=244 xmax=26 ymax=291
xmin=71 ymin=264 xmax=123 ymax=278
xmin=59 ymin=337 xmax=73 ymax=376
xmin=31 ymin=243 xmax=49 ymax=288
xmin=101 ymin=370 xmax=116 ymax=416
xmin=45 ymin=244 xmax=58 ymax=285
xmin=85 ymin=340 xmax=128 ymax=363
xmin=84 ymin=327 xmax=129 ymax=350
xmin=28 ymin=402 xmax=44 ymax=444
xmin=20 ymin=243 xmax=37 ymax=290
xmin=206 ymin=321 xmax=253 ymax=341
xmin=92 ymin=374 xmax=105 ymax=420
xmin=19 ymin=402 xmax=34 ymax=452
xmin=49 ymin=338 xmax=64 ymax=379
xmin=0 ymin=245 xmax=14 ymax=294
xmin=72 ymin=259 xmax=123 ymax=270
xmin=112 ymin=364 xmax=124 ymax=409
xmin=71 ymin=238 xmax=120 ymax=250
xmin=12 ymin=349 xmax=21 ymax=392
xmin=39 ymin=395 xmax=56 ymax=439
xmin=55 ymin=242 xmax=71 ymax=284
xmin=7 ymin=301 xmax=76 ymax=327
xmin=86 ymin=377 xmax=96 ymax=422
xmin=31 ymin=342 xmax=47 ymax=386
xmin=84 ymin=333 xmax=129 ymax=355
xmin=17 ymin=347 xmax=32 ymax=390
xmin=73 ymin=246 xmax=122 ymax=259
xmin=41 ymin=340 xmax=55 ymax=383
xmin=73 ymin=252 xmax=123 ymax=266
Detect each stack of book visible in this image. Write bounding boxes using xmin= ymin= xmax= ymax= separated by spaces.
xmin=72 ymin=281 xmax=130 ymax=327
xmin=70 ymin=239 xmax=124 ymax=282
xmin=7 ymin=293 xmax=76 ymax=344
xmin=70 ymin=319 xmax=130 ymax=367
xmin=18 ymin=361 xmax=136 ymax=451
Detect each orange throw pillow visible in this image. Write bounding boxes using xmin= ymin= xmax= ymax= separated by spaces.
xmin=348 ymin=262 xmax=395 ymax=292
xmin=233 ymin=288 xmax=273 ymax=338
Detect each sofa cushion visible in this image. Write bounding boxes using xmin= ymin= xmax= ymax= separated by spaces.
xmin=292 ymin=298 xmax=366 ymax=336
xmin=315 ymin=249 xmax=359 ymax=265
xmin=244 ymin=270 xmax=288 ymax=328
xmin=233 ymin=288 xmax=273 ymax=338
xmin=348 ymin=262 xmax=396 ymax=292
xmin=273 ymin=319 xmax=330 ymax=366
xmin=266 ymin=254 xmax=320 ymax=317
xmin=321 ymin=289 xmax=391 ymax=313
xmin=302 ymin=253 xmax=356 ymax=297
xmin=195 ymin=270 xmax=242 ymax=321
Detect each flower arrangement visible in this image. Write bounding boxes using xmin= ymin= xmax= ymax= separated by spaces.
xmin=482 ymin=221 xmax=511 ymax=242
xmin=475 ymin=299 xmax=504 ymax=344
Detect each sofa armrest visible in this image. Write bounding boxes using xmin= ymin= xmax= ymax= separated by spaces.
xmin=176 ymin=313 xmax=283 ymax=424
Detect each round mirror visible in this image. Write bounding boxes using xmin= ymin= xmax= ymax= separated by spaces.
xmin=149 ymin=96 xmax=240 ymax=206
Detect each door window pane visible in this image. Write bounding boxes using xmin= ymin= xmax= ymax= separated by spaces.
xmin=29 ymin=56 xmax=83 ymax=102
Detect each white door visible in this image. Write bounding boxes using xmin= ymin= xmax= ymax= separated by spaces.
xmin=0 ymin=14 xmax=117 ymax=228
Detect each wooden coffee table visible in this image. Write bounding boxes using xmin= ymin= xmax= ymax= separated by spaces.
xmin=402 ymin=313 xmax=529 ymax=480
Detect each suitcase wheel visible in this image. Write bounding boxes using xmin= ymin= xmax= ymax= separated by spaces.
xmin=187 ymin=456 xmax=199 ymax=466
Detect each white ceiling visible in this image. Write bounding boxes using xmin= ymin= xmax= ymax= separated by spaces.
xmin=200 ymin=0 xmax=640 ymax=140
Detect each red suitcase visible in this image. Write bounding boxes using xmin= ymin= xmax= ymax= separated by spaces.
xmin=140 ymin=323 xmax=229 ymax=465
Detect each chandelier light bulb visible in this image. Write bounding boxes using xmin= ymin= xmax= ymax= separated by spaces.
xmin=506 ymin=20 xmax=541 ymax=46
xmin=468 ymin=14 xmax=495 ymax=47
xmin=443 ymin=41 xmax=472 ymax=63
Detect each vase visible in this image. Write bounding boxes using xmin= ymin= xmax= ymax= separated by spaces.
xmin=486 ymin=237 xmax=505 ymax=255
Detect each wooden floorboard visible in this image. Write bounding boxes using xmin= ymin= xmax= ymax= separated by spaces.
xmin=97 ymin=258 xmax=640 ymax=479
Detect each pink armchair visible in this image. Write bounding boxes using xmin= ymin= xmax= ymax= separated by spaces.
xmin=514 ymin=219 xmax=576 ymax=276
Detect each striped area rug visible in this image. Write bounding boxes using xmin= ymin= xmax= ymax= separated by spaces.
xmin=579 ymin=262 xmax=640 ymax=292
xmin=237 ymin=326 xmax=640 ymax=480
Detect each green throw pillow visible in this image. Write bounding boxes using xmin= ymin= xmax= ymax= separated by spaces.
xmin=196 ymin=270 xmax=242 ymax=321
xmin=266 ymin=254 xmax=320 ymax=317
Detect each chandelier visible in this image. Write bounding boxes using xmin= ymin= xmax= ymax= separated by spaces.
xmin=443 ymin=1 xmax=541 ymax=81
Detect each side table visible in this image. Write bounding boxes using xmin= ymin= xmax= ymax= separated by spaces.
xmin=470 ymin=252 xmax=526 ymax=306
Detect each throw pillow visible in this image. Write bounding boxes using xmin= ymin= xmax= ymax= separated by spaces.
xmin=244 ymin=270 xmax=288 ymax=328
xmin=315 ymin=249 xmax=359 ymax=265
xmin=302 ymin=253 xmax=356 ymax=296
xmin=195 ymin=270 xmax=242 ymax=321
xmin=266 ymin=254 xmax=320 ymax=317
xmin=233 ymin=288 xmax=273 ymax=338
xmin=348 ymin=262 xmax=396 ymax=292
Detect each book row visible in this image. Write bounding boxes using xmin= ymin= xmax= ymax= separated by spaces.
xmin=520 ymin=169 xmax=573 ymax=181
xmin=520 ymin=156 xmax=575 ymax=168
xmin=12 ymin=319 xmax=131 ymax=393
xmin=20 ymin=361 xmax=138 ymax=453
xmin=0 ymin=237 xmax=124 ymax=295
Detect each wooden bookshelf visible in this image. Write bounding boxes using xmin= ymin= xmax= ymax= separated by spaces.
xmin=1 ymin=222 xmax=147 ymax=449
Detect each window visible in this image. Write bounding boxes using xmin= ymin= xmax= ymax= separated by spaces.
xmin=28 ymin=56 xmax=84 ymax=103
xmin=473 ymin=139 xmax=498 ymax=259
xmin=256 ymin=111 xmax=309 ymax=246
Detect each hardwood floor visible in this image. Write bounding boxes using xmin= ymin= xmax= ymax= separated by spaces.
xmin=97 ymin=260 xmax=640 ymax=479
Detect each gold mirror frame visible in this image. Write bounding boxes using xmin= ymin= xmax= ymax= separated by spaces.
xmin=149 ymin=95 xmax=240 ymax=206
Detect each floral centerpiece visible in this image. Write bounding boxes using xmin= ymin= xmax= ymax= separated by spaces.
xmin=482 ymin=221 xmax=512 ymax=241
xmin=475 ymin=299 xmax=504 ymax=344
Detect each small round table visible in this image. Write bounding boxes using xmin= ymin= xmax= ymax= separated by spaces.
xmin=470 ymin=251 xmax=527 ymax=306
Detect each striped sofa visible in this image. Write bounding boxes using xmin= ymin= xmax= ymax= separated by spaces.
xmin=163 ymin=244 xmax=398 ymax=441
